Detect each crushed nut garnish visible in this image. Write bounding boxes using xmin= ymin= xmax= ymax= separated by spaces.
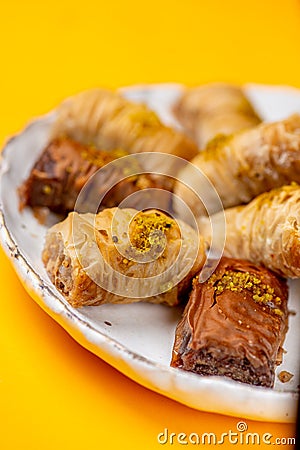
xmin=130 ymin=212 xmax=174 ymax=253
xmin=208 ymin=270 xmax=283 ymax=316
xmin=278 ymin=371 xmax=294 ymax=383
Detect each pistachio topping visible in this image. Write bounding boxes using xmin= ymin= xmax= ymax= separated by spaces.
xmin=42 ymin=185 xmax=52 ymax=195
xmin=205 ymin=133 xmax=231 ymax=151
xmin=130 ymin=212 xmax=174 ymax=253
xmin=207 ymin=270 xmax=283 ymax=316
xmin=80 ymin=147 xmax=128 ymax=167
xmin=129 ymin=108 xmax=162 ymax=134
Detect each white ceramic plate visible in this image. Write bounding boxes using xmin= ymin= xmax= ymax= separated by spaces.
xmin=0 ymin=84 xmax=299 ymax=423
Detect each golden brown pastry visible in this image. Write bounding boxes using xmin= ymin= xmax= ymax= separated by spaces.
xmin=174 ymin=114 xmax=300 ymax=217
xmin=19 ymin=137 xmax=171 ymax=216
xmin=171 ymin=257 xmax=288 ymax=387
xmin=51 ymin=88 xmax=199 ymax=170
xmin=198 ymin=184 xmax=300 ymax=278
xmin=173 ymin=83 xmax=261 ymax=148
xmin=43 ymin=208 xmax=206 ymax=307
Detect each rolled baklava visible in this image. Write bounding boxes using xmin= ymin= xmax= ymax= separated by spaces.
xmin=52 ymin=88 xmax=199 ymax=167
xmin=173 ymin=83 xmax=261 ymax=148
xmin=174 ymin=114 xmax=300 ymax=216
xmin=199 ymin=184 xmax=300 ymax=278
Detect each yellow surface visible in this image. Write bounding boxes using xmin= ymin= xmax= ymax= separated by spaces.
xmin=0 ymin=0 xmax=298 ymax=448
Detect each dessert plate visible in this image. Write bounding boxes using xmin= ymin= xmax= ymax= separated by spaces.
xmin=0 ymin=84 xmax=299 ymax=422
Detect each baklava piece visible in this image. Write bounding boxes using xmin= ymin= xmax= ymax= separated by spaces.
xmin=19 ymin=137 xmax=171 ymax=216
xmin=43 ymin=208 xmax=206 ymax=307
xmin=171 ymin=257 xmax=288 ymax=387
xmin=174 ymin=114 xmax=300 ymax=216
xmin=199 ymin=184 xmax=300 ymax=278
xmin=52 ymin=88 xmax=199 ymax=168
xmin=173 ymin=83 xmax=261 ymax=148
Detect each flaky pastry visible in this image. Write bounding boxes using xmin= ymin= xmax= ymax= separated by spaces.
xmin=174 ymin=114 xmax=300 ymax=216
xmin=173 ymin=83 xmax=261 ymax=148
xmin=199 ymin=184 xmax=300 ymax=278
xmin=52 ymin=88 xmax=199 ymax=169
xmin=43 ymin=208 xmax=206 ymax=307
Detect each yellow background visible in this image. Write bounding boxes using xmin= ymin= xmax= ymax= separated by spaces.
xmin=0 ymin=1 xmax=299 ymax=449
